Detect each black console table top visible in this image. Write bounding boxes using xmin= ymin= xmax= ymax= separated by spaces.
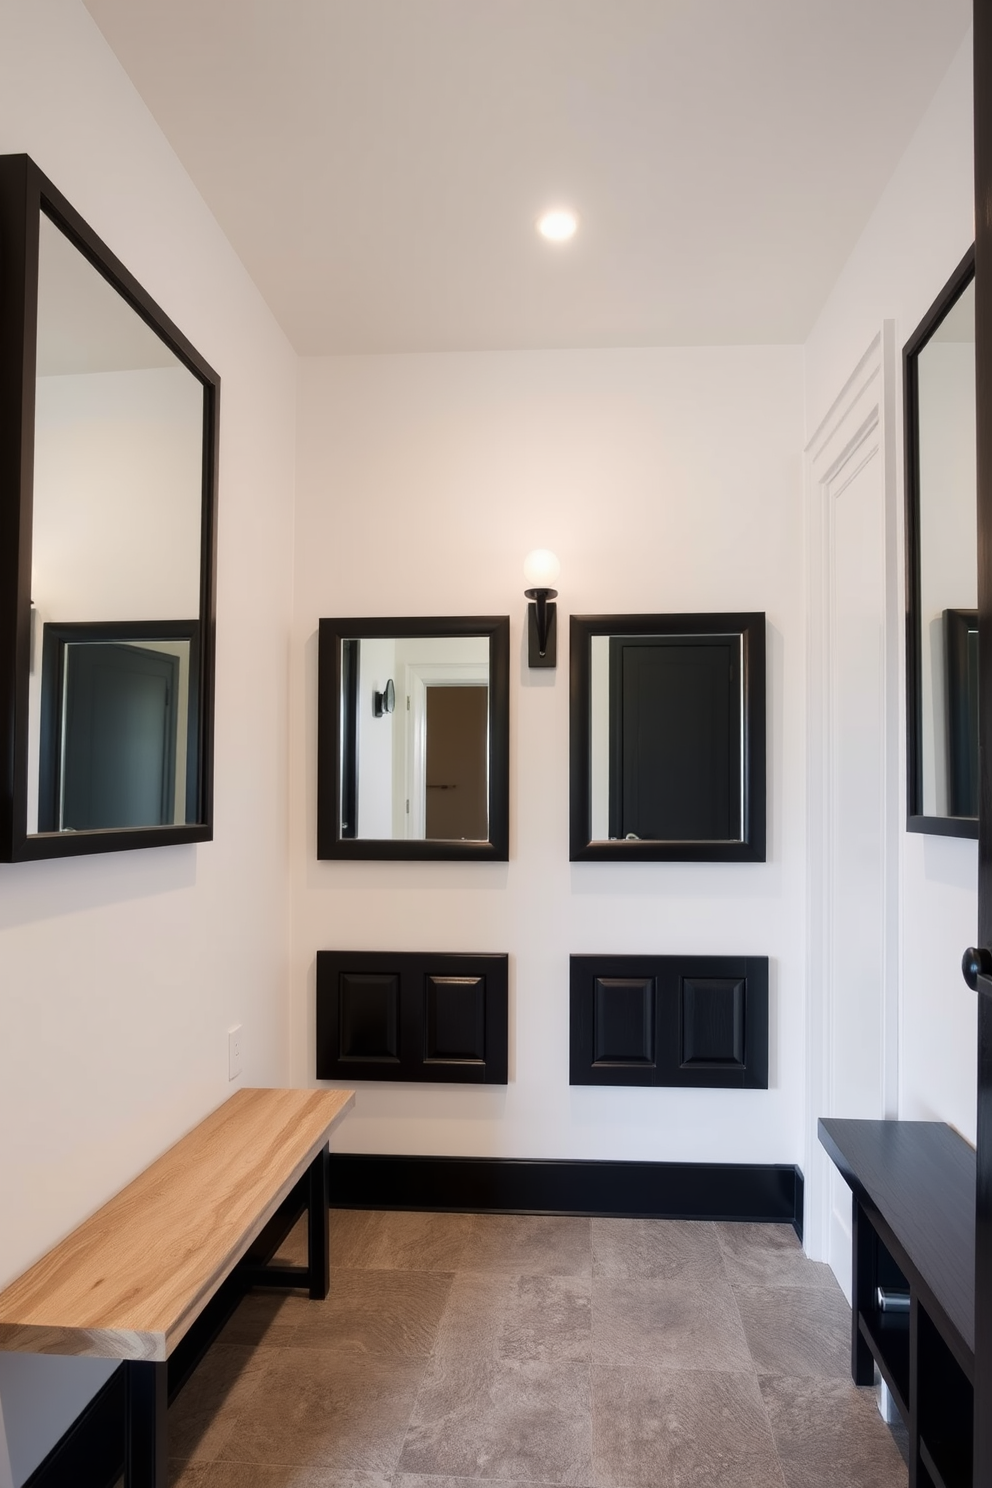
xmin=818 ymin=1118 xmax=975 ymax=1360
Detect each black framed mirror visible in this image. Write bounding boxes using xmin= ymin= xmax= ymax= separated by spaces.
xmin=317 ymin=616 xmax=509 ymax=861
xmin=905 ymin=246 xmax=977 ymax=839
xmin=0 ymin=154 xmax=218 ymax=860
xmin=569 ymin=612 xmax=765 ymax=862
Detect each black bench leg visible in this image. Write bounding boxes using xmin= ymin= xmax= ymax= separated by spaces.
xmin=851 ymin=1197 xmax=875 ymax=1386
xmin=124 ymin=1359 xmax=167 ymax=1487
xmin=308 ymin=1142 xmax=330 ymax=1300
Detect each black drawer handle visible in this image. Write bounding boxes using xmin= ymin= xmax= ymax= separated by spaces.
xmin=962 ymin=946 xmax=992 ymax=991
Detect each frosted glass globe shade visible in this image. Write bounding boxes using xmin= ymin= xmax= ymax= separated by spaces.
xmin=537 ymin=210 xmax=578 ymax=242
xmin=523 ymin=549 xmax=561 ymax=588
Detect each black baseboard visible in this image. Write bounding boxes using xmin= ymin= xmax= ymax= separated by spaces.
xmin=328 ymin=1153 xmax=804 ymax=1237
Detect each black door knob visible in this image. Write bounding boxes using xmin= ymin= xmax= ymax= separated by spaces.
xmin=962 ymin=947 xmax=992 ymax=991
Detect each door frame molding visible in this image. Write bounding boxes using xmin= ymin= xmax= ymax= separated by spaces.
xmin=804 ymin=325 xmax=901 ymax=1266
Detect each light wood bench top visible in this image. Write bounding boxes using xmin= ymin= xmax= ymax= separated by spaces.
xmin=0 ymin=1086 xmax=354 ymax=1362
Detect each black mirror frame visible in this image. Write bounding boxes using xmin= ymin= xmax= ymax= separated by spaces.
xmin=0 ymin=154 xmax=218 ymax=860
xmin=904 ymin=244 xmax=977 ymax=840
xmin=317 ymin=615 xmax=510 ymax=861
xmin=569 ymin=611 xmax=766 ymax=862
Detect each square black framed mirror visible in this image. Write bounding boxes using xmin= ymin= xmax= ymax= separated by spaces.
xmin=569 ymin=612 xmax=766 ymax=862
xmin=0 ymin=154 xmax=218 ymax=860
xmin=317 ymin=616 xmax=510 ymax=861
xmin=904 ymin=245 xmax=977 ymax=838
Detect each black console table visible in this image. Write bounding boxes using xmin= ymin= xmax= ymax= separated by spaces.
xmin=819 ymin=1119 xmax=975 ymax=1488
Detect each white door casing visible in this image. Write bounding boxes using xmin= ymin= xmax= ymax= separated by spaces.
xmin=804 ymin=325 xmax=901 ymax=1291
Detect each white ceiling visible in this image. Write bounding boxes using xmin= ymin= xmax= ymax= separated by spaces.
xmin=82 ymin=0 xmax=971 ymax=355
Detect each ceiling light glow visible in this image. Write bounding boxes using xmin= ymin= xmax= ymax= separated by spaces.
xmin=538 ymin=209 xmax=578 ymax=243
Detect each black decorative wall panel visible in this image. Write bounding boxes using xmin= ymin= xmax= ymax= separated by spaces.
xmin=317 ymin=952 xmax=508 ymax=1084
xmin=593 ymin=978 xmax=656 ymax=1067
xmin=570 ymin=955 xmax=768 ymax=1088
xmin=338 ymin=974 xmax=401 ymax=1062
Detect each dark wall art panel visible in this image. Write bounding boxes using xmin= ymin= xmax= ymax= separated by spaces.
xmin=316 ymin=951 xmax=508 ymax=1084
xmin=570 ymin=954 xmax=768 ymax=1089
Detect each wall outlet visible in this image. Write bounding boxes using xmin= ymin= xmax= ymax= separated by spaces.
xmin=228 ymin=1025 xmax=243 ymax=1081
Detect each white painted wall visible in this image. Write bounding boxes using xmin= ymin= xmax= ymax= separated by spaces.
xmin=0 ymin=2 xmax=298 ymax=1481
xmin=291 ymin=346 xmax=806 ymax=1166
xmin=804 ymin=31 xmax=978 ymax=1143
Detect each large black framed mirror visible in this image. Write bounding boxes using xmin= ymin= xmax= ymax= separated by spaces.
xmin=570 ymin=612 xmax=766 ymax=862
xmin=905 ymin=245 xmax=977 ymax=839
xmin=0 ymin=154 xmax=218 ymax=860
xmin=317 ymin=616 xmax=509 ymax=861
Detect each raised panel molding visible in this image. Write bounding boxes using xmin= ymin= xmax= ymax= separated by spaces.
xmin=570 ymin=955 xmax=768 ymax=1089
xmin=338 ymin=973 xmax=400 ymax=1062
xmin=680 ymin=977 xmax=745 ymax=1069
xmin=425 ymin=976 xmax=486 ymax=1064
xmin=593 ymin=977 xmax=656 ymax=1067
xmin=316 ymin=952 xmax=508 ymax=1084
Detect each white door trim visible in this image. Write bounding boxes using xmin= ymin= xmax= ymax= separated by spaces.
xmin=804 ymin=324 xmax=901 ymax=1268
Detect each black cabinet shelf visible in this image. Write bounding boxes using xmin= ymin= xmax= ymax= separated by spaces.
xmin=920 ymin=1434 xmax=972 ymax=1488
xmin=819 ymin=1119 xmax=975 ymax=1486
xmin=859 ymin=1310 xmax=909 ymax=1420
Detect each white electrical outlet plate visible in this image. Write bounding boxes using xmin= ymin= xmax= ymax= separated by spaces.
xmin=228 ymin=1025 xmax=243 ymax=1081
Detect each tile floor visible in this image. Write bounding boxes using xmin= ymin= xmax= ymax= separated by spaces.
xmin=157 ymin=1211 xmax=909 ymax=1488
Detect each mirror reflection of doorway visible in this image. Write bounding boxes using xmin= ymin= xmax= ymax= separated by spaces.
xmin=60 ymin=643 xmax=178 ymax=830
xmin=425 ymin=685 xmax=488 ymax=840
xmin=36 ymin=620 xmax=198 ymax=833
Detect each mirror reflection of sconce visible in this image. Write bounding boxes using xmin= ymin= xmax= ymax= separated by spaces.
xmin=524 ymin=549 xmax=560 ymax=667
xmin=373 ymin=679 xmax=396 ymax=717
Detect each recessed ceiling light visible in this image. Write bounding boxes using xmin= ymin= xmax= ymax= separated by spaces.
xmin=537 ymin=208 xmax=578 ymax=243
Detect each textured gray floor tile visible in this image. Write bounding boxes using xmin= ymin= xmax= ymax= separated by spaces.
xmin=270 ymin=1215 xmax=309 ymax=1266
xmin=215 ymin=1289 xmax=308 ymax=1350
xmin=715 ymin=1221 xmax=835 ymax=1290
xmin=328 ymin=1208 xmax=383 ymax=1269
xmin=362 ymin=1209 xmax=476 ymax=1271
xmin=760 ymin=1375 xmax=908 ymax=1487
xmin=457 ymin=1213 xmax=592 ymax=1276
xmin=395 ymin=1480 xmax=594 ymax=1488
xmin=213 ymin=1347 xmax=425 ymax=1471
xmin=168 ymin=1343 xmax=268 ymax=1462
xmin=721 ymin=1248 xmax=839 ymax=1291
xmin=592 ymin=1363 xmax=786 ymax=1488
xmin=592 ymin=1218 xmax=725 ymax=1283
xmin=171 ymin=1466 xmax=389 ymax=1488
xmin=499 ymin=1274 xmax=591 ymax=1362
xmin=716 ymin=1222 xmax=803 ymax=1257
xmin=292 ymin=1267 xmax=452 ymax=1355
xmin=398 ymin=1357 xmax=593 ymax=1483
xmin=432 ymin=1271 xmax=520 ymax=1360
xmin=592 ymin=1276 xmax=752 ymax=1371
xmin=736 ymin=1287 xmax=851 ymax=1378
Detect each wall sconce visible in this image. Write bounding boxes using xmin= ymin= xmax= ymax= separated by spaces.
xmin=373 ymin=679 xmax=396 ymax=716
xmin=524 ymin=549 xmax=560 ymax=668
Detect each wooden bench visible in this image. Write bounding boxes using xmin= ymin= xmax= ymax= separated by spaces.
xmin=0 ymin=1085 xmax=354 ymax=1487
